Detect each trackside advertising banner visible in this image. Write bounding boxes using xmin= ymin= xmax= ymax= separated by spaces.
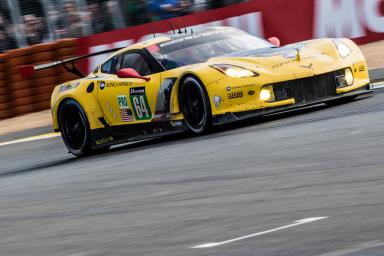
xmin=78 ymin=0 xmax=384 ymax=73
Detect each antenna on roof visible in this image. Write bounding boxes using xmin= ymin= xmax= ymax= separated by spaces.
xmin=149 ymin=26 xmax=156 ymax=38
xmin=169 ymin=20 xmax=176 ymax=34
xmin=175 ymin=19 xmax=182 ymax=34
xmin=171 ymin=19 xmax=182 ymax=34
xmin=182 ymin=16 xmax=187 ymax=34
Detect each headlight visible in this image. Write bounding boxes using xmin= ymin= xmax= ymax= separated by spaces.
xmin=260 ymin=85 xmax=275 ymax=102
xmin=211 ymin=64 xmax=259 ymax=78
xmin=334 ymin=40 xmax=351 ymax=58
xmin=344 ymin=68 xmax=354 ymax=86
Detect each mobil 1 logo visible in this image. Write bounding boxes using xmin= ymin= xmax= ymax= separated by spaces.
xmin=129 ymin=87 xmax=152 ymax=120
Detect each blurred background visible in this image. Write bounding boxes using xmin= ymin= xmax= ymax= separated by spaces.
xmin=1 ymin=1 xmax=384 ymax=255
xmin=0 ymin=0 xmax=247 ymax=53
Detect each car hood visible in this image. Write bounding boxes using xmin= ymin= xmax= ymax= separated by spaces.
xmin=206 ymin=38 xmax=348 ymax=80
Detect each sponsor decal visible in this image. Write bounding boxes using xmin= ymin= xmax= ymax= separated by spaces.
xmin=95 ymin=136 xmax=114 ymax=145
xmin=153 ymin=128 xmax=162 ymax=133
xmin=272 ymin=56 xmax=314 ymax=69
xmin=129 ymin=87 xmax=152 ymax=120
xmin=120 ymin=109 xmax=135 ymax=122
xmin=60 ymin=84 xmax=72 ymax=92
xmin=227 ymin=84 xmax=255 ymax=92
xmin=117 ymin=95 xmax=129 ymax=108
xmin=100 ymin=81 xmax=106 ymax=90
xmin=170 ymin=121 xmax=184 ymax=127
xmin=153 ymin=113 xmax=171 ymax=120
xmin=228 ymin=91 xmax=243 ymax=99
xmin=213 ymin=96 xmax=221 ymax=110
xmin=238 ymin=84 xmax=256 ymax=89
xmin=106 ymin=81 xmax=133 ymax=88
xmin=299 ymin=63 xmax=313 ymax=70
xmin=359 ymin=65 xmax=365 ymax=72
xmin=273 ymin=59 xmax=296 ymax=68
xmin=60 ymin=82 xmax=80 ymax=92
xmin=106 ymin=103 xmax=117 ymax=119
xmin=159 ymin=30 xmax=230 ymax=48
xmin=154 ymin=78 xmax=177 ymax=121
xmin=117 ymin=95 xmax=135 ymax=122
xmin=130 ymin=87 xmax=145 ymax=94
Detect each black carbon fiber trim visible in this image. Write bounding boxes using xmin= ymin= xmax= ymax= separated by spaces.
xmin=273 ymin=71 xmax=337 ymax=103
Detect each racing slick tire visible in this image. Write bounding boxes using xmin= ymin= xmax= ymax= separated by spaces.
xmin=59 ymin=99 xmax=92 ymax=156
xmin=326 ymin=95 xmax=357 ymax=106
xmin=179 ymin=76 xmax=212 ymax=134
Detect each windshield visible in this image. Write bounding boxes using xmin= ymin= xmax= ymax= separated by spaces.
xmin=147 ymin=28 xmax=272 ymax=70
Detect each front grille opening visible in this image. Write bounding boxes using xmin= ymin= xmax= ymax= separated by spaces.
xmin=272 ymin=71 xmax=338 ymax=103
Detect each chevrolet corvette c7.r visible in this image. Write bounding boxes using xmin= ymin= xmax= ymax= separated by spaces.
xmin=22 ymin=27 xmax=372 ymax=156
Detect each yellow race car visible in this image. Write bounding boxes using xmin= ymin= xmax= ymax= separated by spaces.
xmin=23 ymin=27 xmax=372 ymax=156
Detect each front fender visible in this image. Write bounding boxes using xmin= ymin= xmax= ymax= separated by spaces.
xmin=167 ymin=65 xmax=226 ymax=115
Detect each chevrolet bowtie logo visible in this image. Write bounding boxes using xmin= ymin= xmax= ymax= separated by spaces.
xmin=300 ymin=63 xmax=313 ymax=69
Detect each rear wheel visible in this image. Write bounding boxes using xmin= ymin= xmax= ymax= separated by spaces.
xmin=59 ymin=99 xmax=92 ymax=156
xmin=179 ymin=77 xmax=212 ymax=134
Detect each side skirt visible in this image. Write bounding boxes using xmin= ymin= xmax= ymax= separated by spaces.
xmin=91 ymin=120 xmax=186 ymax=149
xmin=213 ymin=85 xmax=374 ymax=125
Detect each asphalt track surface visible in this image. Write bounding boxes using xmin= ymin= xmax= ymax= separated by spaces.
xmin=1 ymin=91 xmax=384 ymax=255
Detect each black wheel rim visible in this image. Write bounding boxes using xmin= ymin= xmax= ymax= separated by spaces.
xmin=181 ymin=81 xmax=206 ymax=129
xmin=62 ymin=107 xmax=86 ymax=150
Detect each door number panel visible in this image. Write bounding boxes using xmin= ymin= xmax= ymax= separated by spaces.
xmin=129 ymin=87 xmax=152 ymax=120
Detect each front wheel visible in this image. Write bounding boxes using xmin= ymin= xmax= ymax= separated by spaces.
xmin=59 ymin=99 xmax=92 ymax=156
xmin=179 ymin=76 xmax=212 ymax=134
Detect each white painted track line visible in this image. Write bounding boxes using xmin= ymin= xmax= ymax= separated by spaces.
xmin=0 ymin=133 xmax=60 ymax=147
xmin=191 ymin=217 xmax=328 ymax=249
xmin=315 ymin=240 xmax=384 ymax=256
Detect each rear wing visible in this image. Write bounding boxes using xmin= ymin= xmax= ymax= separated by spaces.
xmin=19 ymin=47 xmax=124 ymax=79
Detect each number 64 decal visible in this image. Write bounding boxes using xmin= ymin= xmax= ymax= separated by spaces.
xmin=129 ymin=87 xmax=152 ymax=120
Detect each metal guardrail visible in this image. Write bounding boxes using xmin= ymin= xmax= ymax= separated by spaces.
xmin=368 ymin=68 xmax=384 ymax=83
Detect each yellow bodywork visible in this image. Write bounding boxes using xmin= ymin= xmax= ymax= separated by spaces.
xmin=50 ymin=36 xmax=370 ymax=132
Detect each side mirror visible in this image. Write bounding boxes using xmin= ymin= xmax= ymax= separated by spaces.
xmin=117 ymin=68 xmax=151 ymax=82
xmin=268 ymin=37 xmax=281 ymax=47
